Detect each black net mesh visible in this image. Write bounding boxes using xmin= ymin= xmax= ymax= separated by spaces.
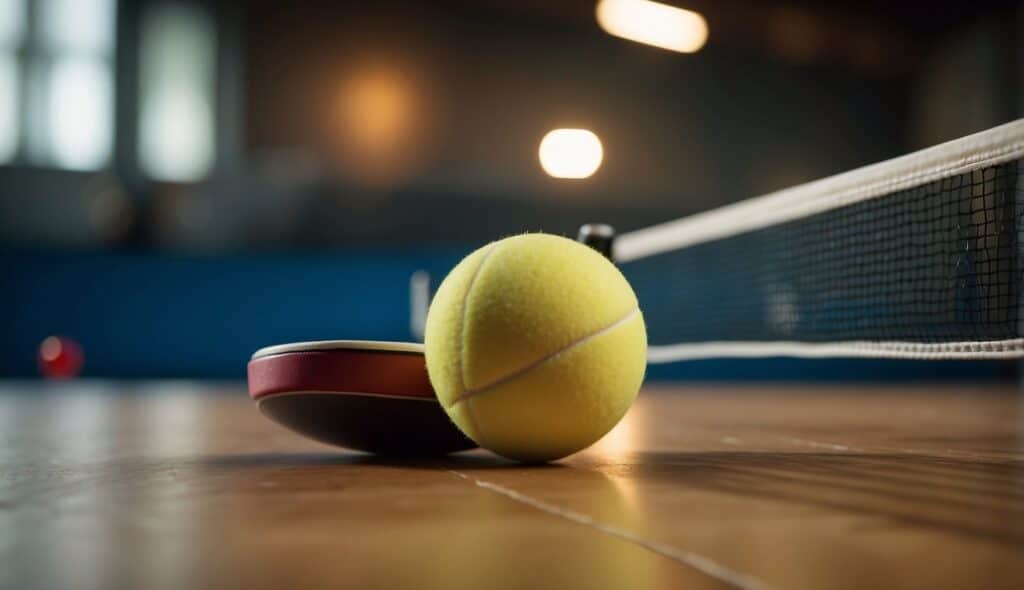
xmin=625 ymin=160 xmax=1023 ymax=345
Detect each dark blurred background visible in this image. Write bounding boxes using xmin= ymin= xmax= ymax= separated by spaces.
xmin=1 ymin=0 xmax=1021 ymax=380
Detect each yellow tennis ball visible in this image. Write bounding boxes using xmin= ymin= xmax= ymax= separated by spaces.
xmin=424 ymin=233 xmax=647 ymax=462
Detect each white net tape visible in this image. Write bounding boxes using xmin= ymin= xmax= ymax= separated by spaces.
xmin=617 ymin=120 xmax=1024 ymax=362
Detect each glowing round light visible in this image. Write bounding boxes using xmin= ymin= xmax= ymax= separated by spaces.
xmin=538 ymin=129 xmax=603 ymax=179
xmin=596 ymin=0 xmax=708 ymax=54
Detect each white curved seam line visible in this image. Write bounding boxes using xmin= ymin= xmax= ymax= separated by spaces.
xmin=448 ymin=471 xmax=771 ymax=590
xmin=456 ymin=244 xmax=501 ymax=439
xmin=462 ymin=396 xmax=483 ymax=444
xmin=615 ymin=119 xmax=1024 ymax=262
xmin=645 ymin=338 xmax=1024 ymax=363
xmin=458 ymin=244 xmax=499 ymax=392
xmin=450 ymin=307 xmax=641 ymax=407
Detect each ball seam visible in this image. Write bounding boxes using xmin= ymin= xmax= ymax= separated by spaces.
xmin=449 ymin=306 xmax=641 ymax=408
xmin=455 ymin=242 xmax=502 ymax=441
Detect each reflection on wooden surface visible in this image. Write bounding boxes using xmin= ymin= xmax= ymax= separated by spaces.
xmin=0 ymin=383 xmax=1022 ymax=589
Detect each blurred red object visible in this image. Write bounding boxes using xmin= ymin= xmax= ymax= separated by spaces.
xmin=38 ymin=336 xmax=84 ymax=379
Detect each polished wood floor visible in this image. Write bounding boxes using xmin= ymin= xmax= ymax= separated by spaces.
xmin=1 ymin=382 xmax=1022 ymax=590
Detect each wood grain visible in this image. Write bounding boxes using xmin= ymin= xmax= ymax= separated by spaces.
xmin=1 ymin=383 xmax=1021 ymax=589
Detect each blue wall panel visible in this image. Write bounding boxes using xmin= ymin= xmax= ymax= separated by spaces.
xmin=1 ymin=249 xmax=1015 ymax=381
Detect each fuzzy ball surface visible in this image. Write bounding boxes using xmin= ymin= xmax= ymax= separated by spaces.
xmin=424 ymin=233 xmax=647 ymax=462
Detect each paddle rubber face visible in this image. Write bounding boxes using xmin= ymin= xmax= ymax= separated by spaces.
xmin=247 ymin=341 xmax=476 ymax=456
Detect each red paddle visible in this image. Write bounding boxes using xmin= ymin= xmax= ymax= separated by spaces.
xmin=248 ymin=340 xmax=475 ymax=455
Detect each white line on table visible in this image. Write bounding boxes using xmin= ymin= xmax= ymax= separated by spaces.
xmin=449 ymin=470 xmax=772 ymax=590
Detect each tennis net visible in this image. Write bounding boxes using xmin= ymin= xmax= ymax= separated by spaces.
xmin=614 ymin=119 xmax=1024 ymax=362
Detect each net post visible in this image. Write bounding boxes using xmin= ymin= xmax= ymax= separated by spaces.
xmin=577 ymin=223 xmax=616 ymax=261
xmin=409 ymin=271 xmax=431 ymax=342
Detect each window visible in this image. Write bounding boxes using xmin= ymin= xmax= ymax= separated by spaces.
xmin=42 ymin=0 xmax=116 ymax=169
xmin=139 ymin=2 xmax=215 ymax=182
xmin=1 ymin=0 xmax=116 ymax=170
xmin=1 ymin=0 xmax=219 ymax=179
xmin=0 ymin=0 xmax=25 ymax=163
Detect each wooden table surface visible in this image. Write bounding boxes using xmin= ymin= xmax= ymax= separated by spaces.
xmin=1 ymin=382 xmax=1022 ymax=590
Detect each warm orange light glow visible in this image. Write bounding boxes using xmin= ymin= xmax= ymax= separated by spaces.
xmin=596 ymin=0 xmax=708 ymax=54
xmin=340 ymin=65 xmax=413 ymax=155
xmin=538 ymin=129 xmax=603 ymax=179
xmin=335 ymin=62 xmax=428 ymax=187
